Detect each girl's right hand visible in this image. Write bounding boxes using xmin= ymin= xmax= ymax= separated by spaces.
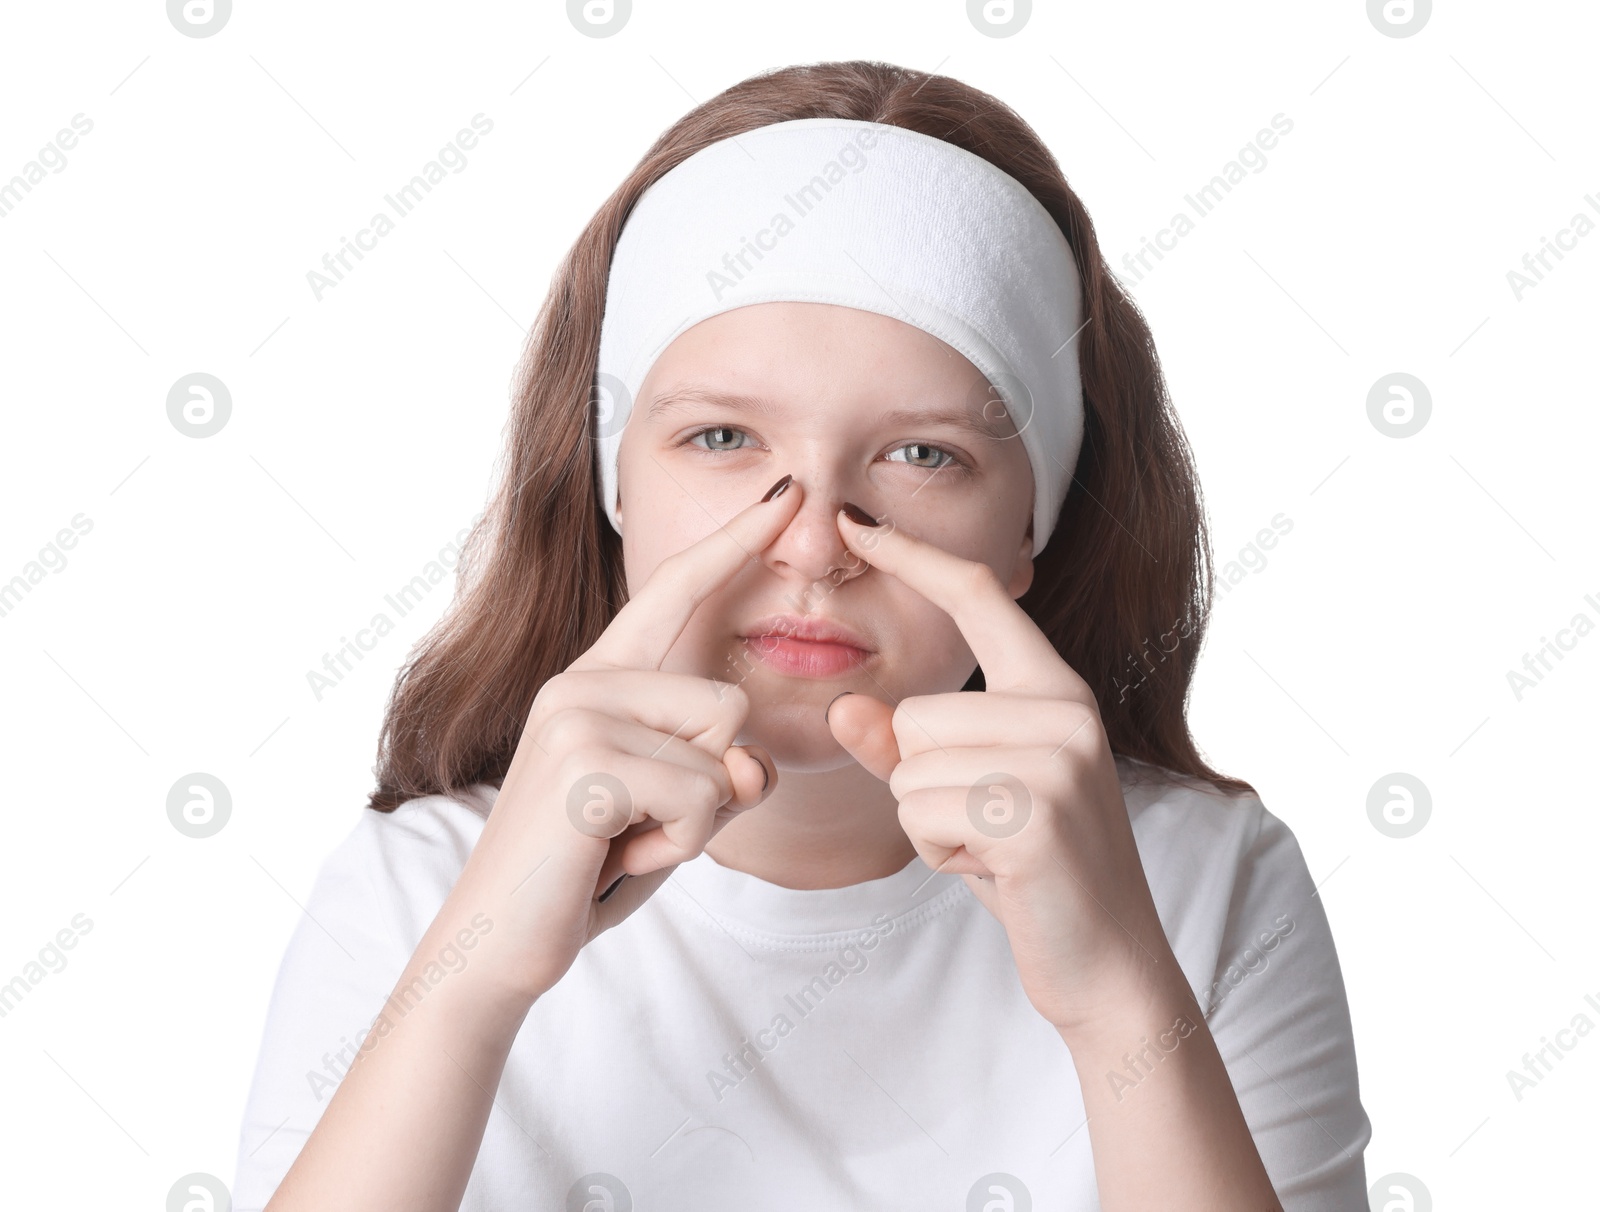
xmin=448 ymin=475 xmax=805 ymax=1007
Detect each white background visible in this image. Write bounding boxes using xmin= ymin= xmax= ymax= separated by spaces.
xmin=1 ymin=1 xmax=1594 ymax=1208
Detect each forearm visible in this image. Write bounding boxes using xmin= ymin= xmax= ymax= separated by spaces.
xmin=265 ymin=903 xmax=537 ymax=1212
xmin=1060 ymin=961 xmax=1282 ymax=1212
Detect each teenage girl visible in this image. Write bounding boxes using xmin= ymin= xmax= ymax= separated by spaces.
xmin=234 ymin=60 xmax=1369 ymax=1212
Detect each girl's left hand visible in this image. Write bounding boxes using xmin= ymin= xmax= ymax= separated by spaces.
xmin=826 ymin=508 xmax=1178 ymax=1035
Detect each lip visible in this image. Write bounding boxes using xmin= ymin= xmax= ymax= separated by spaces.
xmin=740 ymin=613 xmax=874 ymax=651
xmin=738 ymin=613 xmax=875 ymax=679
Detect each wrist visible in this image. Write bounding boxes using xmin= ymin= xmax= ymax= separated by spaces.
xmin=1050 ymin=942 xmax=1198 ymax=1054
xmin=403 ymin=910 xmax=543 ymax=1031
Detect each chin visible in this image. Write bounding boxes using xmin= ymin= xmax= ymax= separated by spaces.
xmin=738 ymin=698 xmax=861 ymax=774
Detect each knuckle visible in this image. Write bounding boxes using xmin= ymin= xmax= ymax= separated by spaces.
xmin=1054 ymin=701 xmax=1101 ymax=747
xmin=540 ymin=706 xmax=601 ymax=754
xmin=1079 ymin=677 xmax=1104 ymax=715
xmin=1074 ymin=705 xmax=1107 ymax=748
xmin=963 ymin=560 xmax=1001 ymax=597
xmin=895 ymin=791 xmax=925 ymax=827
xmin=526 ymin=674 xmax=568 ymax=730
xmin=888 ymin=764 xmax=914 ymax=802
xmin=537 ymin=668 xmax=585 ymax=708
xmin=685 ymin=767 xmax=726 ymax=810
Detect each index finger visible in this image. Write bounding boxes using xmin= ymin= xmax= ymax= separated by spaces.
xmin=836 ymin=507 xmax=1093 ymax=703
xmin=574 ymin=474 xmax=803 ymax=672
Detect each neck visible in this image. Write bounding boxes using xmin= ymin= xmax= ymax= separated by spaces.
xmin=702 ymin=759 xmax=916 ymax=890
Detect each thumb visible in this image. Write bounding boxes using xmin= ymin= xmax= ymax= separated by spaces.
xmin=826 ymin=692 xmax=900 ymax=782
xmin=723 ymin=742 xmax=775 ymax=809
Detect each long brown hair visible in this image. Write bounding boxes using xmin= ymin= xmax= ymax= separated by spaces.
xmin=364 ymin=59 xmax=1251 ymax=814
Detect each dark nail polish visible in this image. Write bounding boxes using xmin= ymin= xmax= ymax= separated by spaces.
xmin=761 ymin=474 xmax=793 ymax=502
xmin=598 ymin=873 xmax=627 ymax=902
xmin=841 ymin=502 xmax=880 ymax=527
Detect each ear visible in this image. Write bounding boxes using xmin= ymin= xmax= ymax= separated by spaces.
xmin=1006 ymin=516 xmax=1034 ymax=599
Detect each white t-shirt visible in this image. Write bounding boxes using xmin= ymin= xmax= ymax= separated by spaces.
xmin=232 ymin=758 xmax=1370 ymax=1210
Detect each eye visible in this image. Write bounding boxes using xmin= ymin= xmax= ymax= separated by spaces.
xmin=884 ymin=441 xmax=956 ymax=471
xmin=686 ymin=425 xmax=755 ymax=452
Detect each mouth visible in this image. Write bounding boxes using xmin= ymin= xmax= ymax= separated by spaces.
xmin=738 ymin=613 xmax=874 ymax=679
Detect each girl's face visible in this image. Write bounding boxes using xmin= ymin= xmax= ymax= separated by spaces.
xmin=615 ymin=301 xmax=1036 ymax=772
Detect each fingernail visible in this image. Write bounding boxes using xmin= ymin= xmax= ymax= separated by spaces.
xmin=598 ymin=873 xmax=627 ymax=903
xmin=841 ymin=502 xmax=880 ymax=527
xmin=761 ymin=474 xmax=793 ymax=503
xmin=759 ymin=761 xmax=770 ymax=794
xmin=824 ymin=689 xmax=853 ymax=724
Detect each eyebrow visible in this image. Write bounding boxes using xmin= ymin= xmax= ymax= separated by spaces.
xmin=644 ymin=385 xmax=1015 ymax=440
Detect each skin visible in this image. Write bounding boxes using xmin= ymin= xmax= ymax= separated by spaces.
xmin=264 ymin=302 xmax=1282 ymax=1212
xmin=612 ymin=301 xmax=1036 ymax=892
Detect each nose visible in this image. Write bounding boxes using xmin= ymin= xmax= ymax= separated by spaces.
xmin=760 ymin=475 xmax=873 ymax=592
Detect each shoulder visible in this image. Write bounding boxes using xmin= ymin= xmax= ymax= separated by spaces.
xmin=308 ymin=783 xmax=496 ymax=948
xmin=1115 ymin=756 xmax=1319 ymax=983
xmin=1118 ymin=754 xmax=1283 ymax=880
xmin=334 ymin=782 xmax=492 ymax=864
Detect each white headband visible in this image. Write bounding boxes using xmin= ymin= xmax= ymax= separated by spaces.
xmin=594 ymin=117 xmax=1085 ymax=558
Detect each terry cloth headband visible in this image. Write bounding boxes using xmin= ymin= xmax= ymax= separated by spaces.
xmin=593 ymin=116 xmax=1086 ymax=558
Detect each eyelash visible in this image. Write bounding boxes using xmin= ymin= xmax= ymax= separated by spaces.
xmin=680 ymin=424 xmax=968 ymax=473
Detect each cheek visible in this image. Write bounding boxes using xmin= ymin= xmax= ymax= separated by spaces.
xmin=892 ymin=501 xmax=1022 ymax=570
xmin=618 ymin=439 xmax=699 ymax=590
xmin=620 ymin=493 xmax=714 ymax=595
xmin=882 ymin=587 xmax=976 ymax=683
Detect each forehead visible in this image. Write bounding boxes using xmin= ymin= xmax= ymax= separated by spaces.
xmin=638 ymin=302 xmax=1014 ymax=434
